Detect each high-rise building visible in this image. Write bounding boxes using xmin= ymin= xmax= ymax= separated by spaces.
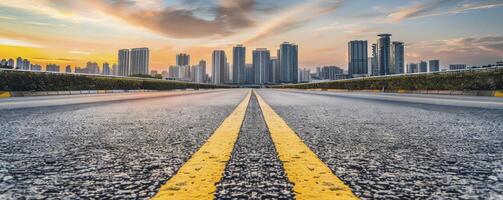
xmin=252 ymin=48 xmax=271 ymax=84
xmin=65 ymin=65 xmax=72 ymax=73
xmin=245 ymin=64 xmax=254 ymax=84
xmin=118 ymin=49 xmax=130 ymax=76
xmin=377 ymin=34 xmax=392 ymax=75
xmin=15 ymin=57 xmax=23 ymax=69
xmin=168 ymin=66 xmax=179 ymax=79
xmin=391 ymin=41 xmax=405 ymax=74
xmin=176 ymin=53 xmax=190 ymax=66
xmin=212 ymin=50 xmax=227 ymax=84
xmin=348 ymin=40 xmax=368 ymax=76
xmin=370 ymin=43 xmax=379 ymax=76
xmin=112 ymin=64 xmax=118 ymax=75
xmin=449 ymin=64 xmax=466 ymax=70
xmin=407 ymin=63 xmax=418 ymax=73
xmin=279 ymin=42 xmax=298 ymax=83
xmin=102 ymin=62 xmax=111 ymax=75
xmin=429 ymin=60 xmax=440 ymax=72
xmin=22 ymin=59 xmax=30 ymax=70
xmin=178 ymin=65 xmax=191 ymax=81
xmin=194 ymin=60 xmax=207 ymax=83
xmin=298 ymin=68 xmax=311 ymax=83
xmin=86 ymin=62 xmax=100 ymax=74
xmin=232 ymin=45 xmax=246 ymax=84
xmin=46 ymin=64 xmax=60 ymax=72
xmin=7 ymin=59 xmax=14 ymax=68
xmin=419 ymin=61 xmax=428 ymax=72
xmin=130 ymin=48 xmax=149 ymax=75
xmin=270 ymin=57 xmax=280 ymax=84
xmin=321 ymin=66 xmax=344 ymax=80
xmin=31 ymin=64 xmax=41 ymax=71
xmin=194 ymin=60 xmax=206 ymax=83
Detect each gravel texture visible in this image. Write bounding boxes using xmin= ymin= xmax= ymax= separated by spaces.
xmin=215 ymin=94 xmax=294 ymax=200
xmin=0 ymin=89 xmax=247 ymax=199
xmin=257 ymin=89 xmax=503 ymax=200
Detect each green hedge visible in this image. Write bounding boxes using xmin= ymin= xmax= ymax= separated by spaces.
xmin=274 ymin=68 xmax=503 ymax=91
xmin=0 ymin=70 xmax=232 ymax=91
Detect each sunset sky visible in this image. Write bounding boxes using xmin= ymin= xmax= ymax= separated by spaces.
xmin=1 ymin=0 xmax=502 ymax=72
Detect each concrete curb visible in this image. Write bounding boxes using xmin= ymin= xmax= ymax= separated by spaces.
xmin=290 ymin=88 xmax=503 ymax=97
xmin=4 ymin=90 xmax=158 ymax=98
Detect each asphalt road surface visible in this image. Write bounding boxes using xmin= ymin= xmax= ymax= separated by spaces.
xmin=0 ymin=89 xmax=248 ymax=199
xmin=256 ymin=89 xmax=503 ymax=199
xmin=1 ymin=89 xmax=502 ymax=199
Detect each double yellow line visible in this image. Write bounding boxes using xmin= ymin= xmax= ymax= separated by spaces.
xmin=152 ymin=90 xmax=358 ymax=200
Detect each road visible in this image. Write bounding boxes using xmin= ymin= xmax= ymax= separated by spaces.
xmin=1 ymin=89 xmax=502 ymax=199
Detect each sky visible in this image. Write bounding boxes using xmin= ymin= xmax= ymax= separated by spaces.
xmin=0 ymin=0 xmax=502 ymax=72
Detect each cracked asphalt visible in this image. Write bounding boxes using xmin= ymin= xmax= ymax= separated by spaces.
xmin=256 ymin=89 xmax=503 ymax=200
xmin=215 ymin=93 xmax=294 ymax=200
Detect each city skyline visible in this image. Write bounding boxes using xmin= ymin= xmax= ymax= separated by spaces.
xmin=0 ymin=0 xmax=502 ymax=71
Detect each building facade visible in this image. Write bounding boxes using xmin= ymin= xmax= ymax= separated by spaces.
xmin=449 ymin=64 xmax=467 ymax=70
xmin=270 ymin=57 xmax=280 ymax=84
xmin=212 ymin=50 xmax=227 ymax=84
xmin=407 ymin=63 xmax=418 ymax=73
xmin=232 ymin=45 xmax=246 ymax=84
xmin=419 ymin=61 xmax=428 ymax=72
xmin=377 ymin=34 xmax=392 ymax=75
xmin=252 ymin=48 xmax=271 ymax=84
xmin=348 ymin=40 xmax=368 ymax=76
xmin=321 ymin=66 xmax=344 ymax=80
xmin=371 ymin=43 xmax=379 ymax=76
xmin=102 ymin=62 xmax=111 ymax=75
xmin=130 ymin=48 xmax=149 ymax=75
xmin=391 ymin=41 xmax=405 ymax=74
xmin=279 ymin=42 xmax=298 ymax=83
xmin=429 ymin=60 xmax=440 ymax=72
xmin=176 ymin=53 xmax=190 ymax=66
xmin=118 ymin=49 xmax=130 ymax=76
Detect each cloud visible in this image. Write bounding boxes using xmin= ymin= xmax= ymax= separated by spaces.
xmin=68 ymin=50 xmax=90 ymax=55
xmin=0 ymin=37 xmax=45 ymax=48
xmin=244 ymin=0 xmax=342 ymax=43
xmin=383 ymin=0 xmax=503 ymax=23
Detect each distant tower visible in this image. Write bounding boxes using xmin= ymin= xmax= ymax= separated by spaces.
xmin=279 ymin=42 xmax=298 ymax=83
xmin=118 ymin=49 xmax=130 ymax=76
xmin=252 ymin=48 xmax=271 ymax=84
xmin=419 ymin=61 xmax=428 ymax=72
xmin=391 ymin=41 xmax=404 ymax=74
xmin=429 ymin=60 xmax=440 ymax=72
xmin=176 ymin=53 xmax=190 ymax=66
xmin=232 ymin=45 xmax=246 ymax=84
xmin=371 ymin=44 xmax=378 ymax=76
xmin=377 ymin=34 xmax=392 ymax=75
xmin=130 ymin=48 xmax=149 ymax=75
xmin=270 ymin=57 xmax=279 ymax=84
xmin=212 ymin=50 xmax=227 ymax=84
xmin=348 ymin=40 xmax=368 ymax=76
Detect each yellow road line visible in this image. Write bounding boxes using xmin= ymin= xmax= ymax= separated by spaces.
xmin=152 ymin=90 xmax=251 ymax=200
xmin=254 ymin=90 xmax=358 ymax=200
xmin=0 ymin=91 xmax=12 ymax=98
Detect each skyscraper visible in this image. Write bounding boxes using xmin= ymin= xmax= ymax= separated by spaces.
xmin=321 ymin=66 xmax=344 ymax=80
xmin=270 ymin=57 xmax=280 ymax=84
xmin=168 ymin=66 xmax=179 ymax=79
xmin=118 ymin=49 xmax=130 ymax=76
xmin=65 ymin=65 xmax=72 ymax=73
xmin=102 ymin=62 xmax=111 ymax=75
xmin=46 ymin=64 xmax=60 ymax=72
xmin=86 ymin=62 xmax=99 ymax=74
xmin=194 ymin=60 xmax=206 ymax=83
xmin=245 ymin=64 xmax=254 ymax=84
xmin=252 ymin=48 xmax=271 ymax=84
xmin=279 ymin=42 xmax=298 ymax=83
xmin=377 ymin=34 xmax=392 ymax=75
xmin=419 ymin=61 xmax=428 ymax=72
xmin=391 ymin=41 xmax=405 ymax=74
xmin=371 ymin=43 xmax=379 ymax=76
xmin=176 ymin=53 xmax=190 ymax=66
xmin=407 ymin=63 xmax=418 ymax=73
xmin=348 ymin=40 xmax=368 ymax=76
xmin=212 ymin=50 xmax=227 ymax=84
xmin=130 ymin=48 xmax=149 ymax=75
xmin=15 ymin=57 xmax=23 ymax=70
xmin=232 ymin=45 xmax=246 ymax=84
xmin=429 ymin=60 xmax=440 ymax=72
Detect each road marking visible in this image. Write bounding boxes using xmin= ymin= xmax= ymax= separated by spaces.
xmin=152 ymin=90 xmax=251 ymax=200
xmin=254 ymin=90 xmax=358 ymax=200
xmin=0 ymin=91 xmax=11 ymax=98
